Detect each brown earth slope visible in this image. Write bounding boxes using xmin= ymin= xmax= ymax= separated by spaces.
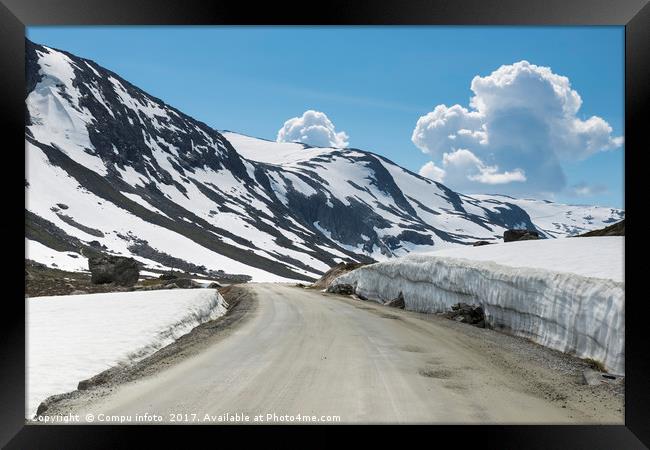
xmin=577 ymin=219 xmax=624 ymax=237
xmin=311 ymin=262 xmax=368 ymax=290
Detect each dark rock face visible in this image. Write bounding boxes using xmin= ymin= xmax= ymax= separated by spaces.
xmin=443 ymin=303 xmax=485 ymax=327
xmin=128 ymin=239 xmax=209 ymax=275
xmin=159 ymin=273 xmax=178 ymax=281
xmin=473 ymin=241 xmax=492 ymax=247
xmin=88 ymin=240 xmax=107 ymax=250
xmin=577 ymin=219 xmax=624 ymax=237
xmin=207 ymin=282 xmax=222 ymax=289
xmin=503 ymin=229 xmax=540 ymax=242
xmin=56 ymin=213 xmax=104 ymax=237
xmin=88 ymin=255 xmax=140 ymax=286
xmin=385 ymin=292 xmax=405 ymax=309
xmin=326 ymin=284 xmax=355 ymax=295
xmin=26 ymin=210 xmax=102 ymax=257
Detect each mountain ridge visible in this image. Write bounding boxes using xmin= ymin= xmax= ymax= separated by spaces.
xmin=25 ymin=39 xmax=624 ymax=281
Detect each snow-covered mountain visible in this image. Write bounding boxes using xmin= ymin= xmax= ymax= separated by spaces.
xmin=471 ymin=194 xmax=624 ymax=238
xmin=25 ymin=40 xmax=624 ymax=282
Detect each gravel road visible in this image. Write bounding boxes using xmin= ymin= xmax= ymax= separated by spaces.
xmin=39 ymin=283 xmax=623 ymax=424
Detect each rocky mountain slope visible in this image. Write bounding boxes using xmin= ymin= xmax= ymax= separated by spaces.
xmin=577 ymin=219 xmax=625 ymax=237
xmin=25 ymin=40 xmax=625 ymax=281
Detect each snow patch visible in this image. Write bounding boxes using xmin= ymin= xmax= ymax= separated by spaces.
xmin=27 ymin=289 xmax=228 ymax=418
xmin=26 ymin=239 xmax=88 ymax=272
xmin=26 ymin=46 xmax=108 ymax=176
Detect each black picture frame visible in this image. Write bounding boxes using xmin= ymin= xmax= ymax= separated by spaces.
xmin=1 ymin=0 xmax=647 ymax=447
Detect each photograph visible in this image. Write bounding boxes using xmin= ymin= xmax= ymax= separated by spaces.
xmin=21 ymin=24 xmax=628 ymax=426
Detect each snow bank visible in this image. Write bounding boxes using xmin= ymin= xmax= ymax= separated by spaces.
xmin=27 ymin=289 xmax=228 ymax=418
xmin=333 ymin=237 xmax=624 ymax=374
xmin=428 ymin=237 xmax=624 ymax=282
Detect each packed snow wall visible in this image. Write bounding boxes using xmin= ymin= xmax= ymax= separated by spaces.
xmin=27 ymin=289 xmax=228 ymax=418
xmin=333 ymin=256 xmax=624 ymax=374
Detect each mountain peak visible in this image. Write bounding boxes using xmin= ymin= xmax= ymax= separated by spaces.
xmin=25 ymin=41 xmax=624 ymax=281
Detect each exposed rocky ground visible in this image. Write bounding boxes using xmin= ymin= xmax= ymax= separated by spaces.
xmin=503 ymin=228 xmax=540 ymax=242
xmin=311 ymin=262 xmax=368 ymax=290
xmin=25 ymin=259 xmax=226 ymax=298
xmin=577 ymin=219 xmax=625 ymax=237
xmin=326 ymin=283 xmax=355 ymax=295
xmin=441 ymin=302 xmax=486 ymax=327
xmin=26 ymin=260 xmax=129 ymax=297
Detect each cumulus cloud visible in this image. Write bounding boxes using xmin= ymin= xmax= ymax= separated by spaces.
xmin=277 ymin=110 xmax=349 ymax=148
xmin=412 ymin=105 xmax=487 ymax=156
xmin=412 ymin=61 xmax=623 ymax=195
xmin=419 ymin=149 xmax=526 ymax=186
xmin=418 ymin=161 xmax=445 ymax=183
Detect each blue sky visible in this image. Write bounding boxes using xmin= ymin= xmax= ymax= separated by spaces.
xmin=27 ymin=26 xmax=624 ymax=208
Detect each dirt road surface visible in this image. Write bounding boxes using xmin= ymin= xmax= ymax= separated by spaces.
xmin=41 ymin=283 xmax=623 ymax=424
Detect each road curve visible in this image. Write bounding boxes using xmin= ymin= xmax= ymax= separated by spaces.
xmin=58 ymin=284 xmax=620 ymax=424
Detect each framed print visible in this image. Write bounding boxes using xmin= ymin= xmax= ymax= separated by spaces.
xmin=1 ymin=0 xmax=648 ymax=447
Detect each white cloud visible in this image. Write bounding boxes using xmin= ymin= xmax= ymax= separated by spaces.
xmin=277 ymin=110 xmax=349 ymax=148
xmin=412 ymin=61 xmax=623 ymax=195
xmin=419 ymin=149 xmax=526 ymax=186
xmin=418 ymin=161 xmax=445 ymax=182
xmin=412 ymin=104 xmax=486 ymax=156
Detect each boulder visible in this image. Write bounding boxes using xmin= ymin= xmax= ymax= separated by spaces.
xmin=159 ymin=273 xmax=178 ymax=281
xmin=582 ymin=369 xmax=624 ymax=386
xmin=207 ymin=282 xmax=222 ymax=289
xmin=77 ymin=371 xmax=111 ymax=390
xmin=503 ymin=229 xmax=539 ymax=242
xmin=444 ymin=303 xmax=485 ymax=327
xmin=88 ymin=240 xmax=107 ymax=250
xmin=88 ymin=255 xmax=140 ymax=286
xmin=385 ymin=292 xmax=405 ymax=309
xmin=326 ymin=283 xmax=355 ymax=295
